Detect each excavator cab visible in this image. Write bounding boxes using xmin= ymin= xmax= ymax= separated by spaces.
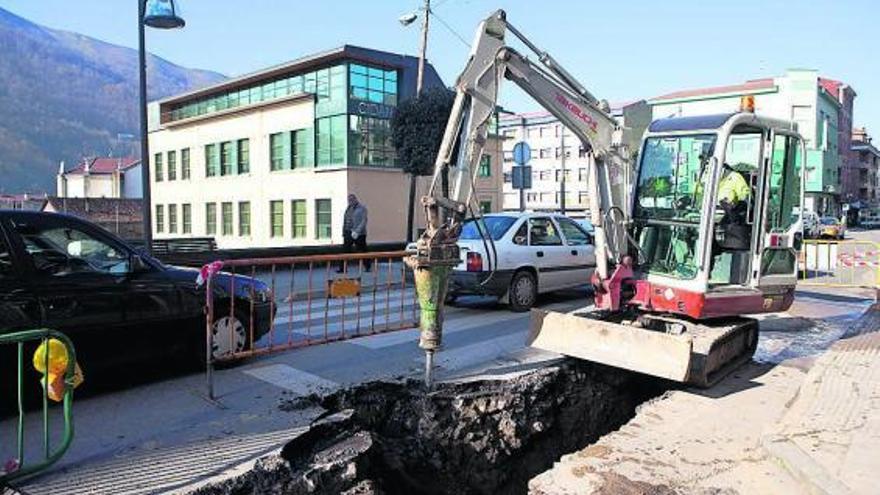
xmin=529 ymin=112 xmax=805 ymax=387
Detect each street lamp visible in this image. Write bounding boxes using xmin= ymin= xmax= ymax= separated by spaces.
xmin=138 ymin=0 xmax=185 ymax=254
xmin=399 ymin=1 xmax=430 ymax=95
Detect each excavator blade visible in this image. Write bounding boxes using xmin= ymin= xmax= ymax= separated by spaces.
xmin=527 ymin=309 xmax=758 ymax=387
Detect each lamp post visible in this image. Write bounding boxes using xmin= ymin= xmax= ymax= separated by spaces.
xmin=399 ymin=1 xmax=431 ymax=242
xmin=399 ymin=0 xmax=430 ymax=96
xmin=138 ymin=0 xmax=185 ymax=254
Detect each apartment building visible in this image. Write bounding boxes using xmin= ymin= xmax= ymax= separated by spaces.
xmin=649 ymin=69 xmax=856 ymax=216
xmin=496 ymin=101 xmax=649 ymax=218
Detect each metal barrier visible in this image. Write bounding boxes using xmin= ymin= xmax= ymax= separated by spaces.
xmin=204 ymin=251 xmax=418 ymax=398
xmin=799 ymin=240 xmax=880 ymax=288
xmin=0 ymin=329 xmax=75 ymax=486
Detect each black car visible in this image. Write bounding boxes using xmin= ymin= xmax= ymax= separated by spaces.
xmin=0 ymin=211 xmax=273 ymax=399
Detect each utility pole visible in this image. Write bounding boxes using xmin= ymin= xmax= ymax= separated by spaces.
xmin=416 ymin=0 xmax=430 ymax=96
xmin=559 ymin=126 xmax=567 ymax=214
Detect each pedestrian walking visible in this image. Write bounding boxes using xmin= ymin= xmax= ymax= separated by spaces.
xmin=340 ymin=193 xmax=370 ymax=272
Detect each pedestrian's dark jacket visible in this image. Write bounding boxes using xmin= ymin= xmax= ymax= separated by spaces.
xmin=343 ymin=202 xmax=368 ymax=237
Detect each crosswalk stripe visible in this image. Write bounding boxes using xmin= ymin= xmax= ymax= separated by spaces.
xmin=241 ymin=363 xmax=337 ymax=395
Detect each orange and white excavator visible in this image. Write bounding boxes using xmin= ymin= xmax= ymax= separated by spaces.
xmin=408 ymin=10 xmax=805 ymax=387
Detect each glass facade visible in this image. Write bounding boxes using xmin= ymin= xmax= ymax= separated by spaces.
xmin=164 ymin=59 xmax=403 ymax=171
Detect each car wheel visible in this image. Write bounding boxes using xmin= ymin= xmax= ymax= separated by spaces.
xmin=210 ymin=310 xmax=248 ymax=361
xmin=508 ymin=270 xmax=537 ymax=312
xmin=445 ymin=293 xmax=458 ymax=305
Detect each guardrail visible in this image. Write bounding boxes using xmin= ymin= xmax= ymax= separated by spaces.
xmin=203 ymin=251 xmax=418 ymax=399
xmin=799 ymin=239 xmax=880 ymax=289
xmin=0 ymin=329 xmax=76 ymax=486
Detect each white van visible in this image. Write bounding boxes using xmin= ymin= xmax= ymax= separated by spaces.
xmin=797 ymin=208 xmax=820 ymax=239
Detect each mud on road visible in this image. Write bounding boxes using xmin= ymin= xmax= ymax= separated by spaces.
xmin=190 ymin=359 xmax=665 ymax=495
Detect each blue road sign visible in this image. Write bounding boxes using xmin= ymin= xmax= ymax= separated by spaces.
xmin=513 ymin=141 xmax=531 ymax=165
xmin=512 ymin=165 xmax=532 ymax=190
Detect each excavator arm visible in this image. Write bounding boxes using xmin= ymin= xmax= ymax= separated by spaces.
xmin=408 ymin=9 xmax=631 ymax=386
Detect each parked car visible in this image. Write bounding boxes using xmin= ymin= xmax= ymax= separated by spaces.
xmin=447 ymin=212 xmax=596 ymax=311
xmin=798 ymin=208 xmax=821 ymax=239
xmin=818 ymin=216 xmax=845 ymax=239
xmin=0 ymin=211 xmax=273 ymax=401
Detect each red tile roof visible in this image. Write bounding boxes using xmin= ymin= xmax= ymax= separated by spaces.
xmin=65 ymin=157 xmax=140 ymax=175
xmin=818 ymin=77 xmax=842 ymax=98
xmin=651 ymin=78 xmax=775 ymax=102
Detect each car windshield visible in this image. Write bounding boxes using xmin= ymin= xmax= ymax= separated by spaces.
xmin=460 ymin=216 xmax=517 ymax=241
xmin=820 ymin=217 xmax=838 ymax=225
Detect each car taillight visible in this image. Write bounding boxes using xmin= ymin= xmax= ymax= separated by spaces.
xmin=466 ymin=252 xmax=483 ymax=272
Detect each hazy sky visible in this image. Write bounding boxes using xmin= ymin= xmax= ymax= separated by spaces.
xmin=2 ymin=0 xmax=878 ymax=133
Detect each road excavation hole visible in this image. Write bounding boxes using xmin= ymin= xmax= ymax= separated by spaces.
xmin=193 ymin=359 xmax=666 ymax=495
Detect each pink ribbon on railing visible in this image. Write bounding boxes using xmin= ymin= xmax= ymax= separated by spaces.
xmin=196 ymin=261 xmax=224 ymax=287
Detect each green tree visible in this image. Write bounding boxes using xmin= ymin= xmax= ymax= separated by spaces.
xmin=390 ymin=87 xmax=455 ymax=242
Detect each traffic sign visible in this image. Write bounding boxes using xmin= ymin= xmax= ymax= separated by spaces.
xmin=513 ymin=141 xmax=531 ymax=165
xmin=512 ymin=165 xmax=532 ymax=189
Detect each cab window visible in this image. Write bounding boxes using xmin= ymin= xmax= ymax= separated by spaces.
xmin=556 ymin=218 xmax=592 ymax=245
xmin=12 ymin=219 xmax=130 ymax=276
xmin=529 ymin=218 xmax=562 ymax=246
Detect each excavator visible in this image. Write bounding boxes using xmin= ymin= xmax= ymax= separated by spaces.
xmin=408 ymin=10 xmax=805 ymax=388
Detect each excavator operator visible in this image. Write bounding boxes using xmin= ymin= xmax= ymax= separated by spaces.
xmin=717 ymin=163 xmax=750 ymax=227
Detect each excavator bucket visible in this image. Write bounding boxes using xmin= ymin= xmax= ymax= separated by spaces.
xmin=527 ymin=309 xmax=758 ymax=387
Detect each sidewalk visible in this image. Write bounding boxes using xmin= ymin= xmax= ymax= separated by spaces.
xmin=529 ymin=293 xmax=880 ymax=494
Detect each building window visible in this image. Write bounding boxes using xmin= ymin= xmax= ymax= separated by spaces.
xmin=317 ymin=115 xmax=346 ymax=166
xmin=270 ymin=200 xmax=284 ymax=237
xmin=503 ymin=172 xmax=512 ymax=183
xmin=181 ymin=148 xmax=191 ymax=179
xmin=154 ymin=153 xmax=163 ymax=182
xmin=167 ymin=204 xmax=177 ymax=234
xmin=539 ymin=148 xmax=551 ymax=159
xmin=291 ymin=200 xmax=306 ymax=238
xmin=315 ymin=199 xmax=331 ymax=239
xmin=206 ymin=203 xmax=217 ymax=235
xmin=578 ymin=146 xmax=588 ymax=158
xmin=220 ymin=141 xmax=234 ymax=176
xmin=480 ymin=200 xmax=492 ymax=213
xmin=205 ymin=144 xmax=219 ymax=177
xmin=221 ymin=202 xmax=233 ymax=236
xmin=539 ymin=170 xmax=551 ymax=181
xmin=238 ymin=139 xmax=250 ymax=174
xmin=349 ymin=63 xmax=398 ymax=106
xmin=349 ymin=115 xmax=396 ymax=166
xmin=578 ymin=191 xmax=589 ymax=204
xmin=167 ymin=151 xmax=177 ymax=181
xmin=182 ymin=203 xmax=192 ymax=234
xmin=292 ymin=129 xmax=314 ymax=168
xmin=155 ymin=204 xmax=164 ymax=233
xmin=503 ymin=150 xmax=514 ymax=162
xmin=270 ymin=132 xmax=289 ymax=171
xmin=478 ymin=155 xmax=491 ymax=177
xmin=238 ymin=201 xmax=251 ymax=236
xmin=578 ymin=168 xmax=587 ymax=181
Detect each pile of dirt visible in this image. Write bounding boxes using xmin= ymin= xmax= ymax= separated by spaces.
xmin=191 ymin=359 xmax=664 ymax=495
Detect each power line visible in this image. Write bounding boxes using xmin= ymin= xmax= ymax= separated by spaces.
xmin=431 ymin=10 xmax=471 ymax=48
